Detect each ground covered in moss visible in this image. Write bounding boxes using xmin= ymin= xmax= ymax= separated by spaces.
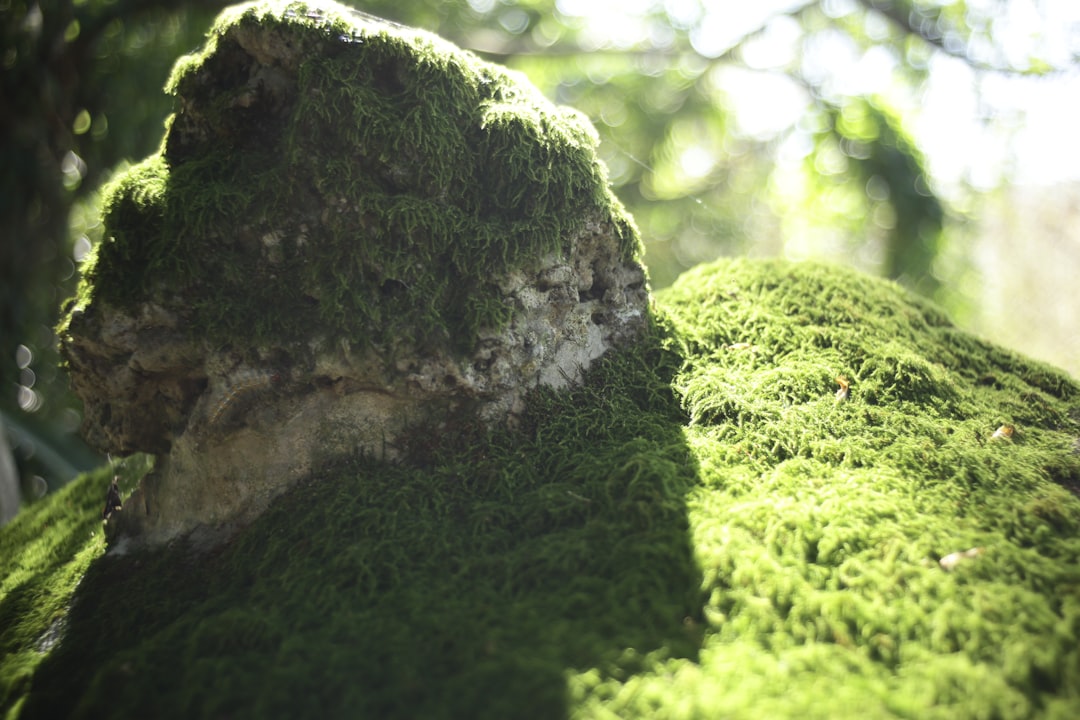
xmin=3 ymin=258 xmax=1080 ymax=719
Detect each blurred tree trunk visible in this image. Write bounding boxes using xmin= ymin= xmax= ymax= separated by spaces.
xmin=1 ymin=0 xmax=224 ymax=389
xmin=0 ymin=0 xmax=80 ymax=393
xmin=1 ymin=0 xmax=225 ymax=498
xmin=0 ymin=415 xmax=18 ymax=524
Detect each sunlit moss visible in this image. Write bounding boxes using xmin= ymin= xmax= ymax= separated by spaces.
xmin=573 ymin=258 xmax=1080 ymax=718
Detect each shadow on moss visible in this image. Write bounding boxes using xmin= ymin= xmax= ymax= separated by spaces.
xmin=20 ymin=331 xmax=704 ymax=719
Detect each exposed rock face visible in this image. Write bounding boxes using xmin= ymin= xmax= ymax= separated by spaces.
xmin=59 ymin=0 xmax=648 ymax=545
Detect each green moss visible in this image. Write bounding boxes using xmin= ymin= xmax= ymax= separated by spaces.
xmin=69 ymin=0 xmax=638 ymax=355
xmin=0 ymin=456 xmax=150 ymax=718
xmin=624 ymin=258 xmax=1080 ymax=718
xmin=7 ymin=259 xmax=1080 ymax=718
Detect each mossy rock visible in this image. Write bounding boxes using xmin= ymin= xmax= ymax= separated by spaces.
xmin=5 ymin=258 xmax=1080 ymax=719
xmin=56 ymin=0 xmax=649 ymax=544
xmin=73 ymin=0 xmax=638 ymax=351
xmin=59 ymin=0 xmax=645 ymax=456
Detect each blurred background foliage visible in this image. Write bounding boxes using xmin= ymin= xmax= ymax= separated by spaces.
xmin=2 ymin=0 xmax=1078 ymax=519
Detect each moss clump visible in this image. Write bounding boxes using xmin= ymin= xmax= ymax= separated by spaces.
xmin=6 ymin=258 xmax=1080 ymax=718
xmin=71 ymin=0 xmax=638 ymax=354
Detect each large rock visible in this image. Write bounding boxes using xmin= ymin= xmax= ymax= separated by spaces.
xmin=58 ymin=0 xmax=647 ymax=545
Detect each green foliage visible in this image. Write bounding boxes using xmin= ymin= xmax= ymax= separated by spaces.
xmin=73 ymin=0 xmax=638 ymax=356
xmin=795 ymin=98 xmax=945 ymax=295
xmin=5 ymin=259 xmax=1080 ymax=717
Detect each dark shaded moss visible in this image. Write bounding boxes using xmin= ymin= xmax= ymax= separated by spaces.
xmin=14 ymin=324 xmax=702 ymax=720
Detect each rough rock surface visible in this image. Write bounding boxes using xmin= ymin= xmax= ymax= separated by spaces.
xmin=58 ymin=0 xmax=648 ymax=545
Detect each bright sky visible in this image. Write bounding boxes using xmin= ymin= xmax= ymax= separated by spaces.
xmin=919 ymin=61 xmax=1080 ymax=189
xmin=553 ymin=0 xmax=1080 ymax=191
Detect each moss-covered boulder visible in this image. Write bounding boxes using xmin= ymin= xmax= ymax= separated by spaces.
xmin=12 ymin=1 xmax=1080 ymax=716
xmin=57 ymin=0 xmax=646 ymax=545
xmin=4 ymin=257 xmax=1079 ymax=718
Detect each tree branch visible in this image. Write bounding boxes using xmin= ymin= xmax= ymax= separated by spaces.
xmin=855 ymin=0 xmax=1053 ymax=74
